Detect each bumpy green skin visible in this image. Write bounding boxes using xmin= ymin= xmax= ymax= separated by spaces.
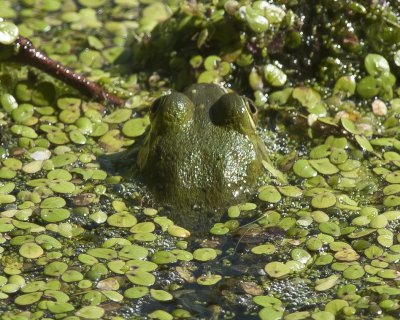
xmin=137 ymin=83 xmax=268 ymax=209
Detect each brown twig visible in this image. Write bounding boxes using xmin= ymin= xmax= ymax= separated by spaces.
xmin=13 ymin=36 xmax=125 ymax=106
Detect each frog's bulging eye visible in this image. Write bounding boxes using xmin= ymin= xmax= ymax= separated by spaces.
xmin=151 ymin=92 xmax=194 ymax=128
xmin=210 ymin=93 xmax=256 ymax=134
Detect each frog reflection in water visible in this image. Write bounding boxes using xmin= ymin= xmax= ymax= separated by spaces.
xmin=135 ymin=83 xmax=269 ymax=210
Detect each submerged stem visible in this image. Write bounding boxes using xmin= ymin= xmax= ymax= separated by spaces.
xmin=13 ymin=36 xmax=125 ymax=106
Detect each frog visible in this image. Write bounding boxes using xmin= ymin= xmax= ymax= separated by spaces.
xmin=134 ymin=83 xmax=270 ymax=210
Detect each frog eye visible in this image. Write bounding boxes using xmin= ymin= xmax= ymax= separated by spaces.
xmin=150 ymin=92 xmax=194 ymax=128
xmin=210 ymin=92 xmax=256 ymax=134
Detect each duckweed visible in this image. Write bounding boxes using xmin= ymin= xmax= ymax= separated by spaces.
xmin=264 ymin=262 xmax=290 ymax=278
xmin=107 ymin=212 xmax=137 ymax=227
xmin=19 ymin=243 xmax=43 ymax=259
xmin=2 ymin=1 xmax=400 ymax=319
xmin=193 ymin=248 xmax=218 ymax=262
xmin=150 ymin=289 xmax=173 ymax=301
xmin=258 ymin=185 xmax=281 ymax=203
xmin=197 ymin=274 xmax=222 ymax=286
xmin=75 ymin=306 xmax=105 ymax=319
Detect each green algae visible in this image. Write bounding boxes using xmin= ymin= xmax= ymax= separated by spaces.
xmin=1 ymin=1 xmax=400 ymax=319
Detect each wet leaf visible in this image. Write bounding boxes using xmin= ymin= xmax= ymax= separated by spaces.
xmin=0 ymin=21 xmax=19 ymax=44
xmin=315 ymin=275 xmax=339 ymax=291
xmin=264 ymin=262 xmax=290 ymax=278
xmin=150 ymin=289 xmax=173 ymax=301
xmin=193 ymin=248 xmax=217 ymax=262
xmin=364 ymin=53 xmax=390 ymax=76
xmin=258 ymin=186 xmax=281 ymax=203
xmin=14 ymin=292 xmax=42 ymax=305
xmin=19 ymin=243 xmax=43 ymax=259
xmin=75 ymin=306 xmax=105 ymax=319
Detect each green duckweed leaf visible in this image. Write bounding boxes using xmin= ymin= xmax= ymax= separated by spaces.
xmin=291 ymin=248 xmax=312 ymax=264
xmin=369 ymin=215 xmax=388 ymax=229
xmin=44 ymin=261 xmax=68 ymax=276
xmin=130 ymin=222 xmax=156 ymax=234
xmin=19 ymin=242 xmax=43 ymax=259
xmin=311 ymin=192 xmax=336 ymax=209
xmin=245 ymin=7 xmax=269 ymax=33
xmin=122 ymin=117 xmax=149 ymax=137
xmin=124 ymin=286 xmax=149 ymax=299
xmin=227 ymin=205 xmax=240 ymax=218
xmin=334 ymin=76 xmax=356 ymax=97
xmin=150 ymin=289 xmax=173 ymax=301
xmin=311 ymin=311 xmax=335 ymax=320
xmin=335 ymin=248 xmax=360 ymax=261
xmin=14 ymin=292 xmax=43 ymax=305
xmin=197 ymin=274 xmax=222 ymax=286
xmin=251 ymin=243 xmax=276 ymax=255
xmin=264 ymin=262 xmax=290 ymax=278
xmin=355 ymin=135 xmax=374 ymax=152
xmin=364 ymin=53 xmax=390 ymax=76
xmin=315 ymin=275 xmax=339 ymax=291
xmin=319 ymin=222 xmax=340 ymax=237
xmin=152 ymin=251 xmax=177 ymax=264
xmin=103 ymin=108 xmax=132 ymax=124
xmin=309 ymin=158 xmax=339 ymax=175
xmin=343 ymin=264 xmax=365 ymax=279
xmin=341 ymin=118 xmax=360 ymax=134
xmin=107 ymin=212 xmax=137 ymax=227
xmin=292 ymin=86 xmax=321 ymax=108
xmin=61 ymin=270 xmax=84 ymax=282
xmin=148 ymin=309 xmax=173 ymax=320
xmin=75 ymin=306 xmax=105 ymax=319
xmin=118 ymin=245 xmax=148 ymax=260
xmin=49 ymin=181 xmax=76 ymax=194
xmin=293 ymin=159 xmax=318 ymax=178
xmin=253 ymin=295 xmax=282 ymax=308
xmin=40 ymin=196 xmax=66 ymax=208
xmin=40 ymin=208 xmax=70 ymax=222
xmin=258 ymin=185 xmax=281 ymax=203
xmin=0 ymin=21 xmax=19 ymax=44
xmin=87 ymin=248 xmax=118 ymax=260
xmin=168 ymin=225 xmax=191 ymax=238
xmin=364 ymin=245 xmax=383 ymax=259
xmin=126 ymin=271 xmax=155 ymax=286
xmin=258 ymin=306 xmax=284 ymax=320
xmin=277 ymin=186 xmax=303 ymax=197
xmin=264 ymin=64 xmax=287 ymax=87
xmin=47 ymin=301 xmax=75 ymax=314
xmin=356 ymin=76 xmax=380 ymax=98
xmin=193 ymin=248 xmax=217 ymax=262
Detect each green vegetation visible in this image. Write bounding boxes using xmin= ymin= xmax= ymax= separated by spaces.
xmin=0 ymin=0 xmax=400 ymax=319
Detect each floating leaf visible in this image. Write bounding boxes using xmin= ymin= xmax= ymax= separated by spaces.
xmin=75 ymin=306 xmax=105 ymax=319
xmin=0 ymin=21 xmax=19 ymax=44
xmin=258 ymin=185 xmax=281 ymax=203
xmin=292 ymin=86 xmax=321 ymax=108
xmin=364 ymin=53 xmax=390 ymax=76
xmin=355 ymin=135 xmax=374 ymax=152
xmin=19 ymin=243 xmax=43 ymax=259
xmin=193 ymin=248 xmax=217 ymax=262
xmin=293 ymin=159 xmax=317 ymax=178
xmin=264 ymin=262 xmax=290 ymax=278
xmin=150 ymin=289 xmax=173 ymax=301
xmin=14 ymin=292 xmax=43 ymax=305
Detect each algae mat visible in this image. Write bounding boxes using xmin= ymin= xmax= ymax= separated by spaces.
xmin=1 ymin=1 xmax=400 ymax=319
